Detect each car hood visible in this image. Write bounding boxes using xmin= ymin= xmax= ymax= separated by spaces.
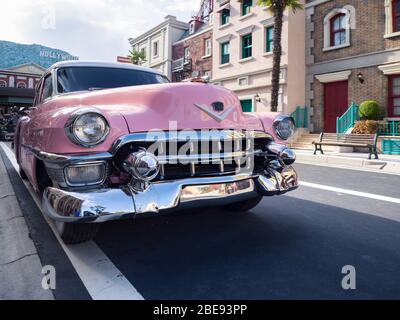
xmin=77 ymin=82 xmax=264 ymax=132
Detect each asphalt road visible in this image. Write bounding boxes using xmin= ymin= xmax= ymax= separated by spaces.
xmin=1 ymin=142 xmax=400 ymax=300
xmin=94 ymin=163 xmax=400 ymax=300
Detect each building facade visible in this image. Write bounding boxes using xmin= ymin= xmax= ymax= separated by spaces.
xmin=0 ymin=63 xmax=45 ymax=116
xmin=172 ymin=20 xmax=213 ymax=82
xmin=129 ymin=15 xmax=189 ymax=80
xmin=306 ymin=0 xmax=400 ymax=133
xmin=0 ymin=40 xmax=78 ymax=116
xmin=211 ymin=0 xmax=305 ymax=114
xmin=172 ymin=1 xmax=214 ymax=82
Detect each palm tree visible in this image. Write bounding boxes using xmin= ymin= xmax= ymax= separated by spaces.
xmin=128 ymin=49 xmax=146 ymax=65
xmin=257 ymin=0 xmax=303 ymax=112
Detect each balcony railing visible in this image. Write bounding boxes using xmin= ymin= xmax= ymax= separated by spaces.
xmin=172 ymin=58 xmax=192 ymax=72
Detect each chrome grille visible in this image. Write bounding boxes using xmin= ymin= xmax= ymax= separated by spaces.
xmin=113 ymin=130 xmax=272 ymax=181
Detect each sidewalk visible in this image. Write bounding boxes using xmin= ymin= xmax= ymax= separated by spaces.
xmin=0 ymin=146 xmax=54 ymax=300
xmin=294 ymin=149 xmax=400 ymax=175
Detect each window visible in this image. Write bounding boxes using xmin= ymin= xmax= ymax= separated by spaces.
xmin=139 ymin=48 xmax=146 ymax=65
xmin=221 ymin=8 xmax=230 ymax=25
xmin=393 ymin=0 xmax=400 ymax=32
xmin=221 ymin=42 xmax=230 ymax=64
xmin=323 ymin=7 xmax=353 ymax=50
xmin=242 ymin=0 xmax=252 ymax=16
xmin=153 ymin=41 xmax=159 ymax=57
xmin=0 ymin=80 xmax=6 ymax=88
xmin=389 ymin=75 xmax=400 ymax=116
xmin=266 ymin=26 xmax=274 ymax=53
xmin=17 ymin=82 xmax=26 ymax=89
xmin=240 ymin=99 xmax=253 ymax=113
xmin=238 ymin=77 xmax=249 ymax=86
xmin=41 ymin=75 xmax=53 ymax=101
xmin=330 ymin=13 xmax=347 ymax=47
xmin=242 ymin=34 xmax=252 ymax=59
xmin=56 ymin=67 xmax=169 ymax=94
xmin=184 ymin=47 xmax=190 ymax=62
xmin=204 ymin=38 xmax=212 ymax=57
xmin=189 ymin=22 xmax=195 ymax=34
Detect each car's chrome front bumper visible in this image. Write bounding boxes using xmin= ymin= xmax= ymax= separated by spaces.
xmin=42 ymin=166 xmax=299 ymax=223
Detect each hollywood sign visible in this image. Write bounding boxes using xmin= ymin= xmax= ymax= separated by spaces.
xmin=39 ymin=50 xmax=79 ymax=61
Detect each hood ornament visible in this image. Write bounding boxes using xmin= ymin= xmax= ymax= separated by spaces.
xmin=194 ymin=102 xmax=235 ymax=123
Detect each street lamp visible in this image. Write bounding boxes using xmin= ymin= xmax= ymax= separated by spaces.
xmin=357 ymin=72 xmax=365 ymax=84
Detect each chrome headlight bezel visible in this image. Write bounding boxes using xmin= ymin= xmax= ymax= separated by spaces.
xmin=273 ymin=115 xmax=295 ymax=141
xmin=65 ymin=108 xmax=110 ymax=148
xmin=64 ymin=161 xmax=107 ymax=187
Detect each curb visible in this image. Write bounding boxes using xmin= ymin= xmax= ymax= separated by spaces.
xmin=0 ymin=143 xmax=92 ymax=300
xmin=0 ymin=147 xmax=54 ymax=300
xmin=295 ymin=152 xmax=400 ymax=175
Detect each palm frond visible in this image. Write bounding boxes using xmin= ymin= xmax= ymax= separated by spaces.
xmin=257 ymin=0 xmax=303 ymax=13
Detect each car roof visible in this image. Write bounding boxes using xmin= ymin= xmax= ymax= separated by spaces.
xmin=46 ymin=60 xmax=164 ymax=76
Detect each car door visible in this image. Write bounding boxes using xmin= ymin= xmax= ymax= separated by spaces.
xmin=19 ymin=73 xmax=53 ymax=181
xmin=29 ymin=73 xmax=54 ymax=148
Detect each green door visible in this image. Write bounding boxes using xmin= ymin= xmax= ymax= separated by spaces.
xmin=240 ymin=99 xmax=253 ymax=112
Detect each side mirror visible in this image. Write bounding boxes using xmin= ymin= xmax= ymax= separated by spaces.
xmin=19 ymin=107 xmax=30 ymax=115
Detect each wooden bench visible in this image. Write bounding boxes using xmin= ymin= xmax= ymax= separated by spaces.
xmin=312 ymin=133 xmax=379 ymax=159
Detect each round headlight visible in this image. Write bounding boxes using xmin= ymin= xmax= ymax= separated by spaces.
xmin=273 ymin=116 xmax=295 ymax=141
xmin=67 ymin=112 xmax=109 ymax=147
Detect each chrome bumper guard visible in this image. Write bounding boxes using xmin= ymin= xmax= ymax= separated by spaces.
xmin=42 ymin=166 xmax=299 ymax=223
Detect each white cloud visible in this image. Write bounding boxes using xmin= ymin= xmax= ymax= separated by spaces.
xmin=0 ymin=0 xmax=199 ymax=61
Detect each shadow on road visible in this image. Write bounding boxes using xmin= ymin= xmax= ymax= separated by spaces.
xmin=95 ymin=196 xmax=400 ymax=300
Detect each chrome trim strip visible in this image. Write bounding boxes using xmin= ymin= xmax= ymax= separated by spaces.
xmin=111 ymin=130 xmax=273 ymax=155
xmin=25 ymin=145 xmax=112 ymax=166
xmin=156 ymin=150 xmax=262 ymax=164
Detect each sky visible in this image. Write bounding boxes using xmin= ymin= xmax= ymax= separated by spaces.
xmin=0 ymin=0 xmax=199 ymax=61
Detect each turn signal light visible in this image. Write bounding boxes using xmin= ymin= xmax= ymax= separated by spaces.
xmin=65 ymin=163 xmax=106 ymax=187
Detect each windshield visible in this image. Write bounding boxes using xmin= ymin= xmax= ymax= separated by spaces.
xmin=57 ymin=67 xmax=169 ymax=93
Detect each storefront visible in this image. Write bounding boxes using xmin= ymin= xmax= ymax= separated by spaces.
xmin=0 ymin=65 xmax=43 ymax=117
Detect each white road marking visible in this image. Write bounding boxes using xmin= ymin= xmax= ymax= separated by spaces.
xmin=0 ymin=142 xmax=144 ymax=300
xmin=301 ymin=181 xmax=400 ymax=205
xmin=296 ymin=160 xmax=400 ymax=176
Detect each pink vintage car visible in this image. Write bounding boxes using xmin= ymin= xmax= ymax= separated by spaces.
xmin=14 ymin=61 xmax=298 ymax=244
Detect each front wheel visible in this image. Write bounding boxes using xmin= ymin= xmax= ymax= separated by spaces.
xmin=56 ymin=222 xmax=100 ymax=244
xmin=223 ymin=196 xmax=263 ymax=212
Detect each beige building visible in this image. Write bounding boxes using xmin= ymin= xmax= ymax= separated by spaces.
xmin=129 ymin=15 xmax=189 ymax=80
xmin=211 ymin=0 xmax=306 ymax=114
